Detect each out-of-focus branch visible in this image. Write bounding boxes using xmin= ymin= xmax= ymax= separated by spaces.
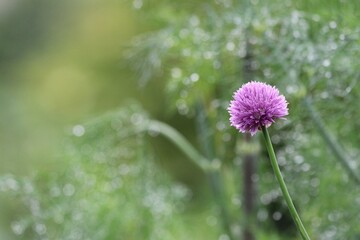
xmin=145 ymin=120 xmax=220 ymax=172
xmin=304 ymin=96 xmax=360 ymax=185
xmin=195 ymin=102 xmax=234 ymax=240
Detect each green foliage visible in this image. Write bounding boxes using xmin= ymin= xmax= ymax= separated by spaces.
xmin=126 ymin=0 xmax=360 ymax=239
xmin=2 ymin=0 xmax=360 ymax=239
xmin=0 ymin=106 xmax=218 ymax=240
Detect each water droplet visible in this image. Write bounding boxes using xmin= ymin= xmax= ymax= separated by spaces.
xmin=63 ymin=183 xmax=75 ymax=196
xmin=272 ymin=211 xmax=282 ymax=221
xmin=148 ymin=124 xmax=160 ymax=137
xmin=210 ymin=99 xmax=220 ymax=109
xmin=226 ymin=42 xmax=235 ymax=51
xmin=222 ymin=133 xmax=231 ymax=142
xmin=189 ymin=15 xmax=200 ymax=26
xmin=323 ymin=226 xmax=337 ymax=238
xmin=23 ymin=181 xmax=34 ymax=193
xmin=216 ymin=121 xmax=226 ymax=131
xmin=251 ymin=174 xmax=259 ymax=182
xmin=34 ymin=223 xmax=47 ymax=235
xmin=294 ymin=155 xmax=304 ymax=165
xmin=3 ymin=177 xmax=19 ymax=191
xmin=234 ymin=17 xmax=242 ymax=25
xmin=301 ymin=163 xmax=311 ymax=172
xmin=73 ymin=211 xmax=83 ymax=221
xmin=286 ymin=85 xmax=299 ymax=94
xmin=179 ymin=28 xmax=190 ymax=38
xmin=133 ymin=0 xmax=143 ymax=9
xmin=257 ymin=209 xmax=268 ymax=221
xmin=203 ymin=51 xmax=214 ymax=59
xmin=310 ymin=178 xmax=320 ymax=187
xmin=171 ymin=68 xmax=182 ymax=78
xmin=277 ymin=155 xmax=286 ymax=166
xmin=164 ymin=37 xmax=174 ymax=48
xmin=219 ymin=234 xmax=230 ymax=240
xmin=111 ymin=178 xmax=123 ymax=189
xmin=193 ymin=28 xmax=208 ymax=42
xmin=190 ymin=73 xmax=199 ymax=82
xmin=260 ymin=193 xmax=272 ymax=205
xmin=249 ymin=37 xmax=258 ymax=45
xmin=325 ymin=71 xmax=332 ymax=79
xmin=213 ymin=60 xmax=221 ymax=69
xmin=312 ymin=15 xmax=320 ymax=22
xmin=345 ymin=86 xmax=352 ymax=93
xmin=176 ymin=100 xmax=189 ymax=115
xmin=182 ymin=77 xmax=191 ymax=85
xmin=54 ymin=212 xmax=64 ymax=224
xmin=329 ymin=42 xmax=337 ymax=50
xmin=131 ymin=113 xmax=144 ymax=126
xmin=349 ymin=159 xmax=357 ymax=169
xmin=321 ymin=91 xmax=329 ymax=99
xmin=293 ymin=31 xmax=300 ymax=38
xmin=215 ymin=0 xmax=232 ymax=7
xmin=329 ymin=21 xmax=337 ymax=29
xmin=307 ymin=52 xmax=315 ymax=61
xmin=50 ymin=186 xmax=61 ymax=197
xmin=322 ymin=59 xmax=331 ymax=67
xmin=181 ymin=48 xmax=191 ymax=57
xmin=291 ymin=11 xmax=300 ymax=24
xmin=72 ymin=125 xmax=85 ymax=137
xmin=231 ymin=195 xmax=241 ymax=206
xmin=119 ymin=164 xmax=130 ymax=175
xmin=263 ymin=68 xmax=272 ymax=78
xmin=11 ymin=221 xmax=25 ymax=235
xmin=30 ymin=199 xmax=40 ymax=216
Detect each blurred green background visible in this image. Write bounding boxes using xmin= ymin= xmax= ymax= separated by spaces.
xmin=0 ymin=0 xmax=160 ymax=174
xmin=1 ymin=0 xmax=360 ymax=239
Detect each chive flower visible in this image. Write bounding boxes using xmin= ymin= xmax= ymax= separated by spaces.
xmin=228 ymin=81 xmax=288 ymax=135
xmin=228 ymin=81 xmax=310 ymax=239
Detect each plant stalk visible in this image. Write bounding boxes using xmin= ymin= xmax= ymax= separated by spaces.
xmin=261 ymin=126 xmax=310 ymax=240
xmin=195 ymin=102 xmax=234 ymax=240
xmin=146 ymin=120 xmax=216 ymax=172
xmin=303 ymin=97 xmax=360 ymax=185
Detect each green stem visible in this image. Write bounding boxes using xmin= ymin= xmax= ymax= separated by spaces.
xmin=261 ymin=126 xmax=311 ymax=240
xmin=145 ymin=120 xmax=218 ymax=172
xmin=194 ymin=103 xmax=234 ymax=240
xmin=304 ymin=97 xmax=360 ymax=185
xmin=146 ymin=118 xmax=233 ymax=239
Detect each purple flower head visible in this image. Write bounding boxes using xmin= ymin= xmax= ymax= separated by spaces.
xmin=228 ymin=81 xmax=288 ymax=135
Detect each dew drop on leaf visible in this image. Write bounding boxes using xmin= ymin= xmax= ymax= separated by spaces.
xmin=72 ymin=125 xmax=85 ymax=137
